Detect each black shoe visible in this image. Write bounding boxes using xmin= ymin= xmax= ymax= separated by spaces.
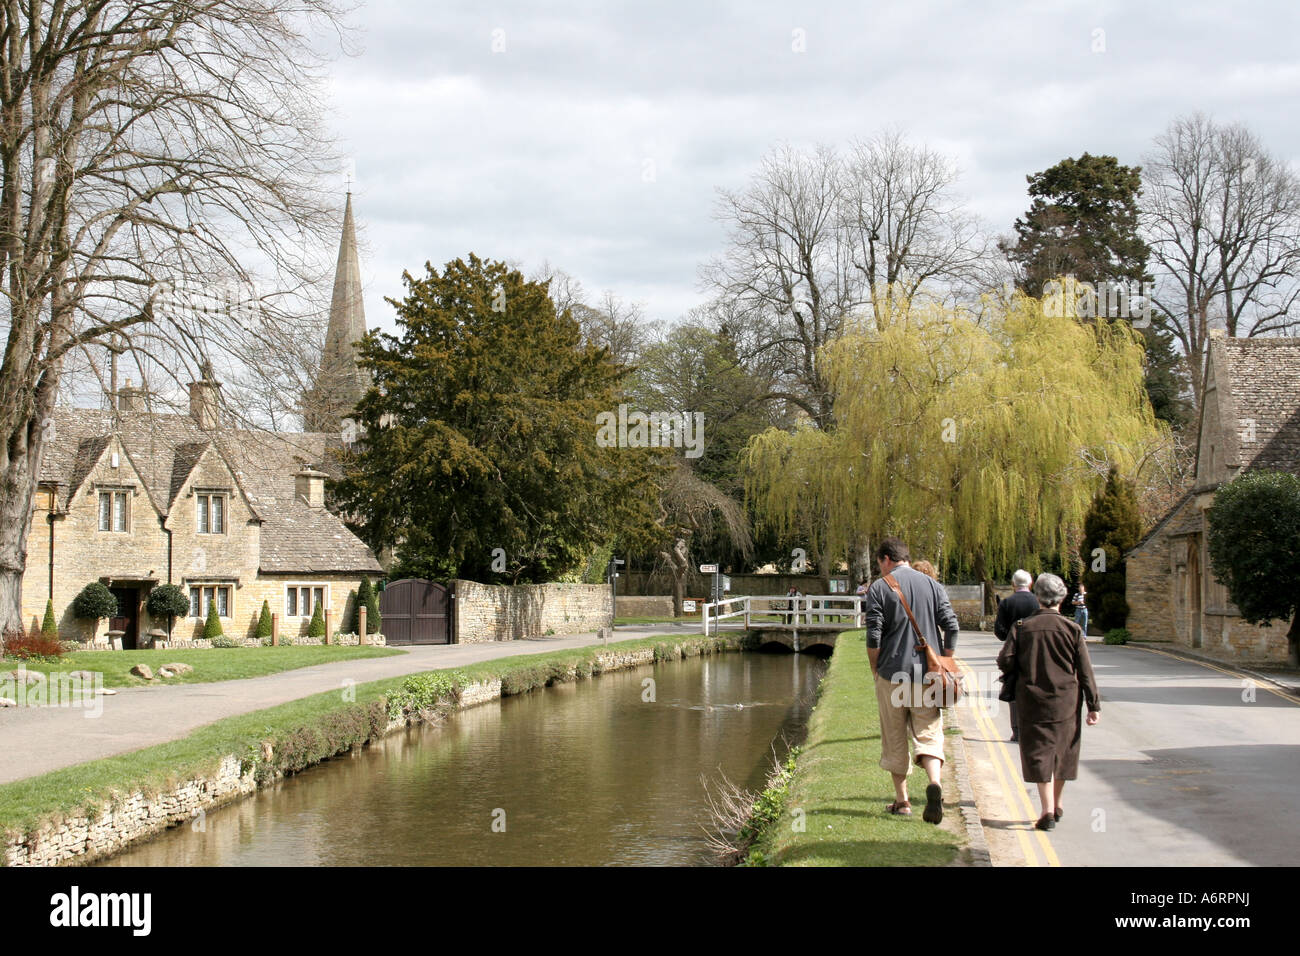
xmin=923 ymin=783 xmax=943 ymax=824
xmin=1054 ymin=807 xmax=1063 ymax=822
xmin=1035 ymin=814 xmax=1056 ymax=831
xmin=1009 ymin=733 xmax=1018 ymax=743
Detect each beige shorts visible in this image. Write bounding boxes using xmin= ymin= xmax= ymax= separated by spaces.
xmin=874 ymin=672 xmax=945 ymax=776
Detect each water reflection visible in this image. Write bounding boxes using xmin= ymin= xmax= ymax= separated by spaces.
xmin=102 ymin=652 xmax=825 ymax=867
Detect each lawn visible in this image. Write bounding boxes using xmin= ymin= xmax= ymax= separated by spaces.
xmin=751 ymin=629 xmax=963 ymax=866
xmin=4 ymin=644 xmax=404 ymax=688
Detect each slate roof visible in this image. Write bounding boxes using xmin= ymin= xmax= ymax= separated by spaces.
xmin=1214 ymin=337 xmax=1300 ymax=473
xmin=39 ymin=407 xmax=380 ymax=575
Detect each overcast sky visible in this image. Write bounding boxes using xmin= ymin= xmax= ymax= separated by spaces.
xmin=324 ymin=0 xmax=1300 ymax=334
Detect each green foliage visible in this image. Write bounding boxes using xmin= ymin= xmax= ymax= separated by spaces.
xmin=350 ymin=578 xmax=373 ymax=633
xmin=146 ymin=584 xmax=189 ymax=622
xmin=1104 ymin=628 xmax=1130 ymax=645
xmin=1081 ymin=467 xmax=1143 ymax=631
xmin=365 ymin=580 xmax=380 ymax=634
xmin=1002 ymin=153 xmax=1149 ymax=297
xmin=202 ymin=601 xmax=223 ymax=639
xmin=387 ymin=670 xmax=468 ymax=721
xmin=1206 ymin=471 xmax=1300 ymax=653
xmin=256 ymin=600 xmax=273 ymax=639
xmin=210 ymin=635 xmax=239 ymax=648
xmin=335 ymin=253 xmax=663 ymax=583
xmin=41 ymin=600 xmax=58 ymax=638
xmin=71 ymin=582 xmax=117 ymax=621
xmin=746 ymin=293 xmax=1164 ymax=586
xmin=306 ymin=602 xmax=326 ymax=638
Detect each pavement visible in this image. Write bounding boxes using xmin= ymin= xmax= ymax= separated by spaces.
xmin=952 ymin=630 xmax=1300 ymax=867
xmin=0 ymin=624 xmax=703 ymax=786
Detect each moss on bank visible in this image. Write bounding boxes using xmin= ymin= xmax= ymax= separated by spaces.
xmin=0 ymin=632 xmax=736 ymax=851
xmin=744 ymin=630 xmax=963 ymax=866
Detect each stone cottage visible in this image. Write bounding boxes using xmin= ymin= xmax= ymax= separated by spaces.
xmin=21 ymin=196 xmax=382 ymax=646
xmin=1126 ymin=333 xmax=1300 ymax=662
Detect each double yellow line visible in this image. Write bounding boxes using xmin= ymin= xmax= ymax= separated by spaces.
xmin=957 ymin=660 xmax=1061 ymax=867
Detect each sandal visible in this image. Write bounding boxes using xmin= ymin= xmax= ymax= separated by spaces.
xmin=886 ymin=800 xmax=912 ymax=816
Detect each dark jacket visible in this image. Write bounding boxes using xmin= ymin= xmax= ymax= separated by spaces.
xmin=995 ymin=589 xmax=1040 ymax=641
xmin=997 ymin=608 xmax=1101 ymax=721
xmin=866 ymin=565 xmax=959 ymax=683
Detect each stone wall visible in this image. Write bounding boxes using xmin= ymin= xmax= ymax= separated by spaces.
xmin=615 ymin=595 xmax=675 ymax=618
xmin=454 ymin=580 xmax=611 ymax=643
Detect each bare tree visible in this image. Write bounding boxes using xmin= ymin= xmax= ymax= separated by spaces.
xmin=1142 ymin=113 xmax=1300 ymax=409
xmin=0 ymin=0 xmax=350 ymax=632
xmin=570 ymin=291 xmax=656 ymax=369
xmin=704 ymin=143 xmax=856 ymax=430
xmin=839 ymin=128 xmax=993 ymax=326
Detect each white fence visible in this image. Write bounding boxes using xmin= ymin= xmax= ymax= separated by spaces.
xmin=701 ymin=595 xmax=866 ymax=637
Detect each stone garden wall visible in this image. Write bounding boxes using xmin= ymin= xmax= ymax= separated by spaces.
xmin=454 ymin=580 xmax=611 ymax=643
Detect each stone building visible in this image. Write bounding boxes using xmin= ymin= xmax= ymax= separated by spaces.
xmin=1126 ymin=333 xmax=1300 ymax=662
xmin=21 ymin=197 xmax=381 ymax=646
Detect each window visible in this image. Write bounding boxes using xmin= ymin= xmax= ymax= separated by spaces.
xmin=285 ymin=584 xmax=327 ymax=618
xmin=189 ymin=585 xmax=231 ymax=618
xmin=197 ymin=493 xmax=226 ymax=534
xmin=98 ymin=490 xmax=130 ymax=532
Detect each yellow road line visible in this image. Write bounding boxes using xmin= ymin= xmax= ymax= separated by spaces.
xmin=1127 ymin=645 xmax=1299 ymax=705
xmin=956 ymin=660 xmax=1060 ymax=866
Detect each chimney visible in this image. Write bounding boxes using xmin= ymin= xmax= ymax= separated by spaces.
xmin=294 ymin=468 xmax=328 ymax=508
xmin=117 ymin=378 xmax=147 ymax=413
xmin=189 ymin=362 xmax=221 ymax=430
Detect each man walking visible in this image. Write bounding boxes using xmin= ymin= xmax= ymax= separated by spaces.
xmin=994 ymin=570 xmax=1039 ymax=743
xmin=866 ymin=536 xmax=960 ymax=825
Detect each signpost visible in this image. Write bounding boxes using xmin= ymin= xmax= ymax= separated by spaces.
xmin=608 ymin=556 xmax=624 ymax=633
xmin=700 ymin=563 xmax=722 ymax=604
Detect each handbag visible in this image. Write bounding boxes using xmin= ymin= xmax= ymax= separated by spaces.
xmin=882 ymin=573 xmax=963 ymax=708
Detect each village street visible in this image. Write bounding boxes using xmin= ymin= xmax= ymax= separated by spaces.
xmin=953 ymin=631 xmax=1300 ymax=867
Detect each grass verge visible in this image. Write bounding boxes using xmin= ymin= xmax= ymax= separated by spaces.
xmin=0 ymin=631 xmax=734 ymax=850
xmin=744 ymin=629 xmax=962 ymax=866
xmin=4 ymin=644 xmax=403 ymax=688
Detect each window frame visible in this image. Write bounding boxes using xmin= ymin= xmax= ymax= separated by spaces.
xmin=188 ymin=584 xmax=233 ymax=619
xmin=196 ymin=490 xmax=228 ymax=535
xmin=284 ymin=583 xmax=329 ymax=619
xmin=96 ymin=488 xmax=131 ymax=533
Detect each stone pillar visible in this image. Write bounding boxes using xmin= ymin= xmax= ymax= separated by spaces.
xmin=359 ymin=605 xmax=367 ymax=645
xmin=271 ymin=612 xmax=279 ymax=647
xmin=324 ymin=608 xmax=331 ymax=644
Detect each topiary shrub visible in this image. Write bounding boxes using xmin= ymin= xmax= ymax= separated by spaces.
xmin=306 ymin=602 xmax=326 ymax=639
xmin=41 ymin=599 xmax=58 ymax=638
xmin=256 ymin=600 xmax=273 ymax=639
xmin=71 ymin=581 xmax=117 ymax=623
xmin=146 ymin=584 xmax=189 ymax=636
xmin=203 ymin=601 xmax=223 ymax=639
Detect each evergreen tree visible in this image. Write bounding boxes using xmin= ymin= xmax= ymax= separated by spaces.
xmin=366 ymin=581 xmax=381 ymax=634
xmin=1001 ymin=153 xmax=1191 ymax=430
xmin=1207 ymin=471 xmax=1300 ymax=666
xmin=335 ymin=254 xmax=662 ymax=583
xmin=203 ymin=601 xmax=223 ymax=639
xmin=41 ymin=599 xmax=57 ymax=638
xmin=306 ymin=601 xmax=326 ymax=639
xmin=1080 ymin=467 xmax=1143 ymax=631
xmin=256 ymin=600 xmax=274 ymax=639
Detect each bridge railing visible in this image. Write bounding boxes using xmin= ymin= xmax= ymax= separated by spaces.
xmin=702 ymin=595 xmax=867 ymax=636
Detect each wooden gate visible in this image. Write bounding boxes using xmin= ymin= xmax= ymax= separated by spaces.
xmin=380 ymin=579 xmax=453 ymax=645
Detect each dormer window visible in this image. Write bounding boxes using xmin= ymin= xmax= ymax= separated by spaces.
xmin=197 ymin=492 xmax=226 ymax=534
xmin=98 ymin=489 xmax=131 ymax=532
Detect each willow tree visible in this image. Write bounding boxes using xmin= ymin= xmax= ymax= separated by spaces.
xmin=746 ymin=289 xmax=1165 ymax=603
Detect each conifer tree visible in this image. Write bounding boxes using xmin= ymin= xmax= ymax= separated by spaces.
xmin=203 ymin=601 xmax=224 ymax=640
xmin=1081 ymin=467 xmax=1143 ymax=631
xmin=352 ymin=578 xmax=373 ymax=634
xmin=41 ymin=599 xmax=58 ymax=638
xmin=307 ymin=601 xmax=326 ymax=639
xmin=256 ymin=600 xmax=274 ymax=639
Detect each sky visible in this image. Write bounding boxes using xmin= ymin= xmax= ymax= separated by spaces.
xmin=322 ymin=0 xmax=1300 ymax=334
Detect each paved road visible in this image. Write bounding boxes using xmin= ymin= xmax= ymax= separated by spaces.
xmin=953 ymin=630 xmax=1300 ymax=867
xmin=0 ymin=625 xmax=703 ymax=786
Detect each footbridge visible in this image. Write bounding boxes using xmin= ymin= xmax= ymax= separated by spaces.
xmin=701 ymin=595 xmax=866 ymax=652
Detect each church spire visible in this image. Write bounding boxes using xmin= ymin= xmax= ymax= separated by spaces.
xmin=305 ymin=193 xmax=369 ymax=432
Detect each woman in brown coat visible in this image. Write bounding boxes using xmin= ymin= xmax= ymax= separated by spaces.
xmin=996 ymin=572 xmax=1101 ymax=830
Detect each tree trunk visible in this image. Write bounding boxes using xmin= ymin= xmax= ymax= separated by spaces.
xmin=661 ymin=537 xmax=690 ymax=618
xmin=1288 ymin=612 xmax=1299 ymax=669
xmin=974 ymin=547 xmax=996 ymax=616
xmin=0 ymin=416 xmax=48 ymax=637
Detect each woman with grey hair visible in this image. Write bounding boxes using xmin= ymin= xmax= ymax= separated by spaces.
xmin=996 ymin=572 xmax=1101 ymax=830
